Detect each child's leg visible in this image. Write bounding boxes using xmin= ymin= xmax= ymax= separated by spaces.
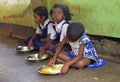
xmin=57 ymin=51 xmax=71 ymax=62
xmin=24 ymin=36 xmax=32 ymax=45
xmin=45 ymin=50 xmax=54 ymax=56
xmin=45 ymin=44 xmax=57 ymax=56
xmin=58 ymin=53 xmax=91 ymax=69
xmin=57 ymin=51 xmax=91 ymax=70
xmin=34 ymin=42 xmax=46 ymax=51
xmin=24 ymin=35 xmax=41 ymax=49
xmin=72 ymin=57 xmax=91 ymax=70
xmin=56 ymin=58 xmax=66 ymax=64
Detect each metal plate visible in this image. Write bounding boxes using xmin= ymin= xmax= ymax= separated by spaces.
xmin=16 ymin=46 xmax=34 ymax=52
xmin=25 ymin=53 xmax=49 ymax=61
xmin=38 ymin=64 xmax=64 ymax=75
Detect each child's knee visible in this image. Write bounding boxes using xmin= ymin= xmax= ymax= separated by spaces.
xmin=78 ymin=59 xmax=90 ymax=69
xmin=78 ymin=61 xmax=86 ymax=68
xmin=45 ymin=50 xmax=54 ymax=56
xmin=76 ymin=61 xmax=88 ymax=69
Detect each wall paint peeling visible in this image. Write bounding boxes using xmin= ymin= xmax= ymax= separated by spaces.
xmin=0 ymin=0 xmax=120 ymax=38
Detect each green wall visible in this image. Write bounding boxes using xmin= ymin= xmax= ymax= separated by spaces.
xmin=47 ymin=0 xmax=120 ymax=38
xmin=0 ymin=0 xmax=120 ymax=38
xmin=0 ymin=0 xmax=33 ymax=26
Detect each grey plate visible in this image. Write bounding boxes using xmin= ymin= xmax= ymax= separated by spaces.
xmin=38 ymin=64 xmax=64 ymax=75
xmin=25 ymin=53 xmax=49 ymax=62
xmin=16 ymin=46 xmax=34 ymax=52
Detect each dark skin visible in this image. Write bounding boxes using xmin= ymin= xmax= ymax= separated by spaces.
xmin=41 ymin=7 xmax=67 ymax=57
xmin=48 ymin=37 xmax=67 ymax=66
xmin=28 ymin=12 xmax=53 ymax=55
xmin=38 ymin=34 xmax=53 ymax=58
xmin=27 ymin=12 xmax=44 ymax=49
xmin=48 ymin=37 xmax=91 ymax=74
xmin=44 ymin=6 xmax=68 ymax=56
xmin=52 ymin=7 xmax=65 ymax=24
xmin=48 ymin=6 xmax=90 ymax=74
xmin=33 ymin=13 xmax=53 ymax=58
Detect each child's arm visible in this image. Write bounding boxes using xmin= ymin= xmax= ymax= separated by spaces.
xmin=38 ymin=34 xmax=52 ymax=58
xmin=67 ymin=43 xmax=85 ymax=65
xmin=40 ymin=34 xmax=52 ymax=50
xmin=40 ymin=34 xmax=51 ymax=42
xmin=48 ymin=37 xmax=68 ymax=66
xmin=61 ymin=43 xmax=85 ymax=74
xmin=28 ymin=34 xmax=38 ymax=47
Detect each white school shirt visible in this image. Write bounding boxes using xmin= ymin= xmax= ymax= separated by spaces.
xmin=69 ymin=39 xmax=80 ymax=56
xmin=69 ymin=34 xmax=91 ymax=56
xmin=55 ymin=20 xmax=69 ymax=41
xmin=35 ymin=19 xmax=56 ymax=40
xmin=69 ymin=33 xmax=98 ymax=61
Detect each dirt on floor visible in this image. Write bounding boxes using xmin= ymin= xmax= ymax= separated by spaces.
xmin=0 ymin=35 xmax=120 ymax=82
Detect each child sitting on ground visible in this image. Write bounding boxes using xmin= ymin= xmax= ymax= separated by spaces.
xmin=24 ymin=6 xmax=56 ymax=51
xmin=48 ymin=21 xmax=102 ymax=74
xmin=38 ymin=3 xmax=72 ymax=58
xmin=46 ymin=3 xmax=72 ymax=55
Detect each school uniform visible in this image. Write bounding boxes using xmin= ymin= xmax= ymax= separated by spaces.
xmin=50 ymin=20 xmax=70 ymax=52
xmin=54 ymin=20 xmax=70 ymax=42
xmin=24 ymin=19 xmax=56 ymax=51
xmin=66 ymin=33 xmax=106 ymax=68
xmin=67 ymin=33 xmax=99 ymax=62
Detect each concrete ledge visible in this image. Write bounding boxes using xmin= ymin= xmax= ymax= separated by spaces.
xmin=0 ymin=22 xmax=120 ymax=63
xmin=89 ymin=35 xmax=120 ymax=59
xmin=0 ymin=22 xmax=34 ymax=39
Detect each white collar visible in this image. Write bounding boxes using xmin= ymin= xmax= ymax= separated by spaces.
xmin=39 ymin=19 xmax=49 ymax=29
xmin=55 ymin=20 xmax=66 ymax=28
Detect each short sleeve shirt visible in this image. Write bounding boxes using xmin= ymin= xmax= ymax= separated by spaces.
xmin=35 ymin=19 xmax=56 ymax=40
xmin=55 ymin=20 xmax=69 ymax=42
xmin=69 ymin=33 xmax=98 ymax=62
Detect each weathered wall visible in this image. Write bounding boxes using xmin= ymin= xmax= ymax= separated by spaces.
xmin=0 ymin=0 xmax=120 ymax=38
xmin=0 ymin=22 xmax=34 ymax=39
xmin=47 ymin=0 xmax=120 ymax=38
xmin=0 ymin=0 xmax=48 ymax=28
xmin=0 ymin=0 xmax=120 ymax=61
xmin=90 ymin=35 xmax=120 ymax=63
xmin=0 ymin=0 xmax=33 ymax=26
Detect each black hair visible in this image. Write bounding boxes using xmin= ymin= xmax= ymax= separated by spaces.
xmin=33 ymin=6 xmax=48 ymax=20
xmin=67 ymin=21 xmax=84 ymax=42
xmin=50 ymin=3 xmax=71 ymax=21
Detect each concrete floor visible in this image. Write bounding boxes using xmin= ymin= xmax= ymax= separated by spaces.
xmin=0 ymin=35 xmax=120 ymax=82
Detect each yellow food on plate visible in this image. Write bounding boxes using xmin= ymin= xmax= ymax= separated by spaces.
xmin=39 ymin=64 xmax=64 ymax=74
